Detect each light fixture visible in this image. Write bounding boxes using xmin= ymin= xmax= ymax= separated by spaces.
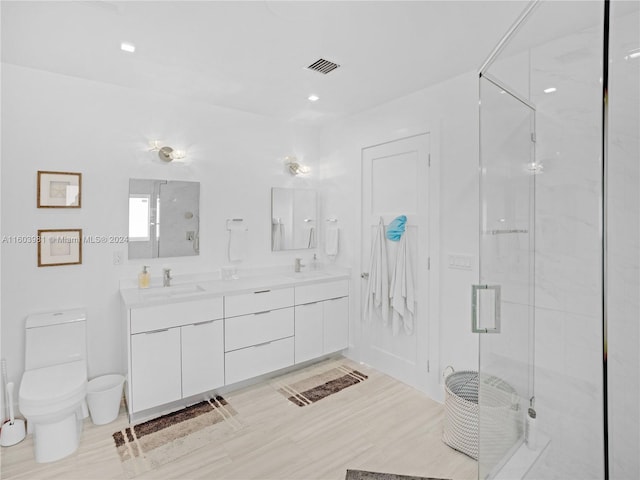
xmin=525 ymin=162 xmax=544 ymax=174
xmin=308 ymin=94 xmax=320 ymax=102
xmin=284 ymin=156 xmax=310 ymax=175
xmin=120 ymin=42 xmax=136 ymax=53
xmin=543 ymin=87 xmax=557 ymax=94
xmin=149 ymin=140 xmax=186 ymax=162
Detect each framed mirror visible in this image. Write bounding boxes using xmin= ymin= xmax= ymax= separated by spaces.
xmin=271 ymin=187 xmax=317 ymax=251
xmin=128 ymin=179 xmax=200 ymax=259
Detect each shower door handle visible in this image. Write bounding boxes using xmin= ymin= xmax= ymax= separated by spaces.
xmin=471 ymin=284 xmax=501 ymax=333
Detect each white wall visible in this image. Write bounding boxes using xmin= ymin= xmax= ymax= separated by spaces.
xmin=318 ymin=70 xmax=481 ymax=400
xmin=0 ymin=64 xmax=322 ymax=399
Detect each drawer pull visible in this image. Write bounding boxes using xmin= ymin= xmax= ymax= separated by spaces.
xmin=254 ymin=289 xmax=271 ymax=294
xmin=253 ymin=310 xmax=271 ymax=316
xmin=192 ymin=320 xmax=215 ymax=326
xmin=253 ymin=341 xmax=273 ymax=348
xmin=144 ymin=328 xmax=169 ymax=334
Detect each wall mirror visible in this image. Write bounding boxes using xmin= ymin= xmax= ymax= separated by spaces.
xmin=128 ymin=179 xmax=200 ymax=259
xmin=271 ymin=187 xmax=317 ymax=251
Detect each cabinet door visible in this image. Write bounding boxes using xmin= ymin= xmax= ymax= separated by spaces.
xmin=294 ymin=302 xmax=323 ymax=364
xmin=131 ymin=328 xmax=182 ymax=412
xmin=181 ymin=320 xmax=224 ymax=398
xmin=323 ymin=297 xmax=349 ymax=353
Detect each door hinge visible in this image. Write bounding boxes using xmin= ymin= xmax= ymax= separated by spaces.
xmin=427 ymin=360 xmax=430 ymax=372
xmin=428 ymin=153 xmax=431 ymax=167
xmin=530 ymin=132 xmax=537 ymax=143
xmin=427 ymin=257 xmax=431 ymax=270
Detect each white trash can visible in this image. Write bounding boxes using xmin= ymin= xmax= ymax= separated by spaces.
xmin=86 ymin=374 xmax=125 ymax=425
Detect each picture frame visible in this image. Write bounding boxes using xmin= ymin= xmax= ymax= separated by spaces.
xmin=37 ymin=171 xmax=82 ymax=208
xmin=37 ymin=229 xmax=83 ymax=267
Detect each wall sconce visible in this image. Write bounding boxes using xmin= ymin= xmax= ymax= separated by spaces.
xmin=149 ymin=140 xmax=187 ymax=162
xmin=285 ymin=156 xmax=310 ymax=175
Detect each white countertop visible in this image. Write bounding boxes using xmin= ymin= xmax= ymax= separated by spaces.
xmin=120 ymin=267 xmax=351 ymax=308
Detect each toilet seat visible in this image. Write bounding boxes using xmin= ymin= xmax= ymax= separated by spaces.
xmin=19 ymin=360 xmax=87 ymax=416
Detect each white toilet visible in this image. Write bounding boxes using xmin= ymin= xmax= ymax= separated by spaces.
xmin=18 ymin=309 xmax=88 ymax=463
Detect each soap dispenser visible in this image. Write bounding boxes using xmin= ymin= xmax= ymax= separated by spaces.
xmin=138 ymin=266 xmax=150 ymax=289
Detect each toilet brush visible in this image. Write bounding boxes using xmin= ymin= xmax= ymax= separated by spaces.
xmin=0 ymin=360 xmax=26 ymax=446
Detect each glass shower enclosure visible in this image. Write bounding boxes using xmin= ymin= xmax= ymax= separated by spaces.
xmin=476 ymin=1 xmax=639 ymax=479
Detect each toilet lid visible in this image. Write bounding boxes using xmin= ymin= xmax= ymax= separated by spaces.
xmin=20 ymin=360 xmax=87 ymax=406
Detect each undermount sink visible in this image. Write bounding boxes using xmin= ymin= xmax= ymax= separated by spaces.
xmin=140 ymin=284 xmax=206 ymax=298
xmin=286 ymin=270 xmax=331 ymax=279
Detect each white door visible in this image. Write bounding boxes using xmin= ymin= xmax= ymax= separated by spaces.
xmin=361 ymin=134 xmax=430 ymax=390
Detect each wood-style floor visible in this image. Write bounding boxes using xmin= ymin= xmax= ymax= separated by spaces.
xmin=0 ymin=357 xmax=477 ymax=480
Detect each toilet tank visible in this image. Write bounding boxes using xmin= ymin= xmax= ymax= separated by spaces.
xmin=24 ymin=309 xmax=87 ymax=370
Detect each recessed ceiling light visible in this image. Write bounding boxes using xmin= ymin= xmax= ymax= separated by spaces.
xmin=543 ymin=87 xmax=557 ymax=94
xmin=308 ymin=94 xmax=319 ymax=102
xmin=120 ymin=42 xmax=136 ymax=53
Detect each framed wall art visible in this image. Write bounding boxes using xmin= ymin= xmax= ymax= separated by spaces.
xmin=37 ymin=229 xmax=83 ymax=267
xmin=37 ymin=171 xmax=82 ymax=208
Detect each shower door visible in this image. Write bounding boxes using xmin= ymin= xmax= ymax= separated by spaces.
xmin=476 ymin=75 xmax=536 ymax=479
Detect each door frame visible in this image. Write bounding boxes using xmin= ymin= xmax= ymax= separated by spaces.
xmin=353 ymin=127 xmax=441 ymax=399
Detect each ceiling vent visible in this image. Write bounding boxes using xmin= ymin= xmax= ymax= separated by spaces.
xmin=306 ymin=58 xmax=340 ymax=75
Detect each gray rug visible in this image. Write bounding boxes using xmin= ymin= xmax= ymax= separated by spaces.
xmin=345 ymin=470 xmax=450 ymax=480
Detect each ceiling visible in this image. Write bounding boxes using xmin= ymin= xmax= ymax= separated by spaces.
xmin=2 ymin=1 xmax=534 ymax=125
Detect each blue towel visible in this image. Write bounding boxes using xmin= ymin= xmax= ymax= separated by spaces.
xmin=386 ymin=215 xmax=407 ymax=241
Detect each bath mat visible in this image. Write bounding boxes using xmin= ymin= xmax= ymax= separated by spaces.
xmin=345 ymin=470 xmax=450 ymax=480
xmin=275 ymin=364 xmax=368 ymax=407
xmin=112 ymin=396 xmax=242 ymax=478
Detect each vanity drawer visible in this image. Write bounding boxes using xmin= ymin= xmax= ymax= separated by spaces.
xmin=295 ymin=280 xmax=349 ymax=305
xmin=225 ymin=307 xmax=294 ymax=352
xmin=225 ymin=337 xmax=294 ymax=385
xmin=130 ymin=297 xmax=223 ymax=334
xmin=224 ymin=287 xmax=294 ymax=318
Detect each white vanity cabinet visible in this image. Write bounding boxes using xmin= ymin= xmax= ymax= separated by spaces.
xmin=181 ymin=319 xmax=225 ymax=398
xmin=131 ymin=327 xmax=182 ymax=412
xmin=127 ymin=297 xmax=224 ymax=414
xmin=224 ymin=287 xmax=295 ymax=384
xmin=122 ymin=272 xmax=350 ymax=420
xmin=294 ymin=280 xmax=349 ymax=364
xmin=294 ymin=302 xmax=324 ymax=363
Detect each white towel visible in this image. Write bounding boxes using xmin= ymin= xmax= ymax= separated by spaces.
xmin=325 ymin=227 xmax=339 ymax=259
xmin=272 ymin=220 xmax=283 ymax=251
xmin=306 ymin=226 xmax=316 ymax=248
xmin=390 ymin=233 xmax=415 ymax=335
xmin=363 ymin=217 xmax=389 ymax=325
xmin=228 ymin=228 xmax=248 ymax=262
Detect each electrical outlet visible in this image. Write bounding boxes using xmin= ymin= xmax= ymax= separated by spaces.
xmin=113 ymin=251 xmax=123 ymax=265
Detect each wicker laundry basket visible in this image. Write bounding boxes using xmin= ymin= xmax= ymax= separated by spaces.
xmin=442 ymin=368 xmax=521 ymax=461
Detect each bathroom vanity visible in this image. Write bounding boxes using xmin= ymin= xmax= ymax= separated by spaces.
xmin=120 ymin=270 xmax=349 ymax=422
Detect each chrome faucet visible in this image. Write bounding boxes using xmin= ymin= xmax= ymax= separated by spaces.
xmin=163 ymin=268 xmax=172 ymax=287
xmin=294 ymin=258 xmax=305 ymax=273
